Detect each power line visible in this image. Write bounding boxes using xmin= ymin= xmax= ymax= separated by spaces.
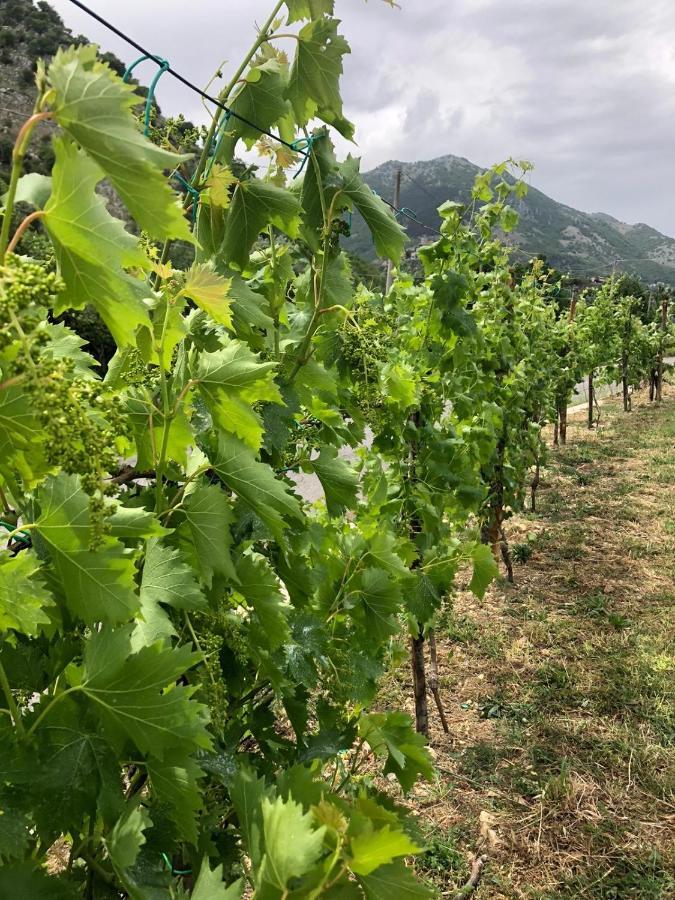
xmin=65 ymin=0 xmax=300 ymax=154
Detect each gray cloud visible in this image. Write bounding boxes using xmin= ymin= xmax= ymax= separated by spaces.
xmin=48 ymin=0 xmax=675 ymax=235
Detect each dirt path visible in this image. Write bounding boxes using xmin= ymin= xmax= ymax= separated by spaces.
xmin=382 ymin=387 xmax=675 ymax=898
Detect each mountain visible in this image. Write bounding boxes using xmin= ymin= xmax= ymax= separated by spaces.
xmin=348 ymin=155 xmax=675 ymax=287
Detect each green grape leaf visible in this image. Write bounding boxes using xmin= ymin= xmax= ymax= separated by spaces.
xmin=358 ymin=860 xmax=436 ymax=899
xmin=147 ymin=753 xmax=203 ymax=845
xmin=285 ymin=0 xmax=334 ymax=23
xmin=194 ymin=342 xmax=282 ymax=449
xmin=0 ymin=793 xmax=30 ymax=861
xmin=0 ymin=551 xmax=53 ymax=636
xmin=287 ymin=18 xmax=352 ymax=137
xmin=107 ymin=804 xmax=151 ymax=874
xmin=258 ymin=795 xmax=326 ymax=890
xmin=131 ymin=592 xmax=177 ymax=652
xmin=13 ymin=172 xmax=52 ymax=208
xmin=227 ymin=271 xmax=274 ymax=333
xmin=35 ymin=473 xmax=91 ymax=551
xmin=193 ymin=861 xmax=242 ymax=900
xmin=47 ymin=45 xmax=192 ymax=241
xmin=78 ymin=626 xmax=211 ymax=759
xmin=179 ymin=482 xmax=237 ymax=587
xmin=228 ymin=59 xmax=290 ymax=146
xmin=349 ymin=826 xmax=421 ymax=876
xmin=222 ymin=179 xmax=301 ymax=270
xmin=141 ymin=539 xmax=206 ymax=612
xmin=229 ymin=765 xmax=270 ymax=868
xmin=34 ymin=703 xmax=123 ymax=832
xmin=204 ymin=164 xmax=236 ymax=209
xmin=41 ymin=323 xmax=98 ymax=378
xmin=50 ymin=542 xmax=140 ymax=625
xmin=181 ymin=263 xmax=233 ymax=330
xmin=108 ymin=505 xmax=171 ymax=540
xmin=339 ymin=156 xmax=406 ymax=262
xmin=43 ymin=137 xmax=152 ymax=348
xmin=209 ymin=434 xmax=304 ymax=540
xmin=0 ymin=386 xmax=48 ymax=487
xmin=36 ymin=477 xmax=139 ymax=624
xmin=358 ymin=711 xmax=433 ymax=793
xmin=310 ymin=447 xmax=358 ymax=516
xmin=348 ymin=568 xmax=401 ymax=644
xmin=235 ymin=553 xmax=290 ymax=651
xmin=0 ymin=863 xmax=79 ymax=899
xmin=126 ymin=392 xmax=193 ymax=471
xmin=468 ymin=543 xmax=498 ymax=600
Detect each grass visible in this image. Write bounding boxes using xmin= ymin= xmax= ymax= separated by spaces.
xmin=376 ymin=386 xmax=675 ymax=898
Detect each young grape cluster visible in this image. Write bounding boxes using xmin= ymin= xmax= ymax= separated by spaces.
xmin=1 ymin=255 xmax=127 ymax=546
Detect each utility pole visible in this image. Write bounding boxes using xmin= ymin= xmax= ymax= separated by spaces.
xmin=384 ymin=167 xmax=401 ymax=295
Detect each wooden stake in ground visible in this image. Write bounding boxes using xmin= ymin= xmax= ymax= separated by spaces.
xmin=657 ymin=296 xmax=668 ymax=403
xmin=588 ymin=369 xmax=594 ymax=429
xmin=428 ymin=630 xmax=449 ymax=734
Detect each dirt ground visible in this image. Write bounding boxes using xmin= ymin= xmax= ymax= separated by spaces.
xmin=380 ymin=386 xmax=675 ymax=898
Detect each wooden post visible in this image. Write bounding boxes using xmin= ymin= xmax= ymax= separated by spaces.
xmin=384 ymin=168 xmax=401 ymax=296
xmin=622 ymin=349 xmax=630 ymax=411
xmin=588 ymin=370 xmax=594 ymax=429
xmin=657 ymin=297 xmax=668 ymax=403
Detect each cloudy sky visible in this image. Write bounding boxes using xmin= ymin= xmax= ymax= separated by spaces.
xmin=49 ymin=0 xmax=675 ymax=236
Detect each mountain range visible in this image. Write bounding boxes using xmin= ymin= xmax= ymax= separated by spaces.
xmin=349 ymin=155 xmax=675 ymax=287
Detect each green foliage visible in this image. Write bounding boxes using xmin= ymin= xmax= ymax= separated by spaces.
xmin=0 ymin=5 xmax=637 ymax=897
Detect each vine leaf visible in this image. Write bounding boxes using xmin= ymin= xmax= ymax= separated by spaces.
xmin=204 ymin=164 xmax=236 ymax=209
xmin=140 ymin=540 xmax=206 ymax=612
xmin=107 ymin=804 xmax=151 ymax=875
xmin=222 ymin=180 xmax=301 ymax=270
xmin=181 ymin=264 xmax=233 ymax=330
xmin=468 ymin=543 xmax=498 ymax=600
xmin=228 ymin=59 xmax=290 ymax=147
xmin=179 ymin=483 xmax=237 ymax=587
xmin=194 ymin=342 xmax=282 ymax=449
xmin=349 ymin=826 xmax=421 ymax=876
xmin=285 ymin=0 xmax=335 ymax=23
xmin=310 ymin=447 xmax=358 ymax=516
xmin=0 ymin=551 xmax=53 ymax=637
xmin=339 ymin=156 xmax=406 ymax=263
xmin=287 ymin=18 xmax=353 ymax=138
xmin=209 ymin=434 xmax=304 ymax=540
xmin=47 ymin=45 xmax=193 ymax=241
xmin=358 ymin=712 xmax=433 ymax=793
xmin=358 ymin=860 xmax=436 ymax=899
xmin=192 ymin=861 xmax=242 ymax=899
xmin=0 ymin=386 xmax=48 ymax=486
xmin=43 ymin=137 xmax=152 ymax=348
xmin=35 ymin=475 xmax=139 ymax=625
xmin=348 ymin=568 xmax=401 ymax=644
xmin=147 ymin=754 xmax=203 ymax=846
xmin=229 ymin=766 xmax=269 ymax=869
xmin=78 ymin=625 xmax=212 ymax=759
xmin=257 ymin=796 xmax=326 ymax=891
xmin=235 ymin=553 xmax=290 ymax=651
xmin=13 ymin=172 xmax=52 ymax=208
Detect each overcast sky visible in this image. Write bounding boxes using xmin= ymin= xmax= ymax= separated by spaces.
xmin=49 ymin=0 xmax=675 ymax=236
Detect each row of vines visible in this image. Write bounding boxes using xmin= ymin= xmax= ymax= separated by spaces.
xmin=0 ymin=1 xmax=672 ymax=896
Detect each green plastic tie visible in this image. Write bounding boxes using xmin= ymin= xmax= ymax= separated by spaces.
xmin=0 ymin=519 xmax=31 ymax=546
xmin=172 ymin=172 xmax=200 ymax=226
xmin=160 ymin=852 xmax=192 ymax=876
xmin=122 ymin=54 xmax=170 ymax=137
xmin=290 ymin=135 xmax=317 ymax=179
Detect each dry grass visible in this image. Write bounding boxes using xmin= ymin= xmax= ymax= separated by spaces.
xmin=379 ymin=386 xmax=675 ymax=898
